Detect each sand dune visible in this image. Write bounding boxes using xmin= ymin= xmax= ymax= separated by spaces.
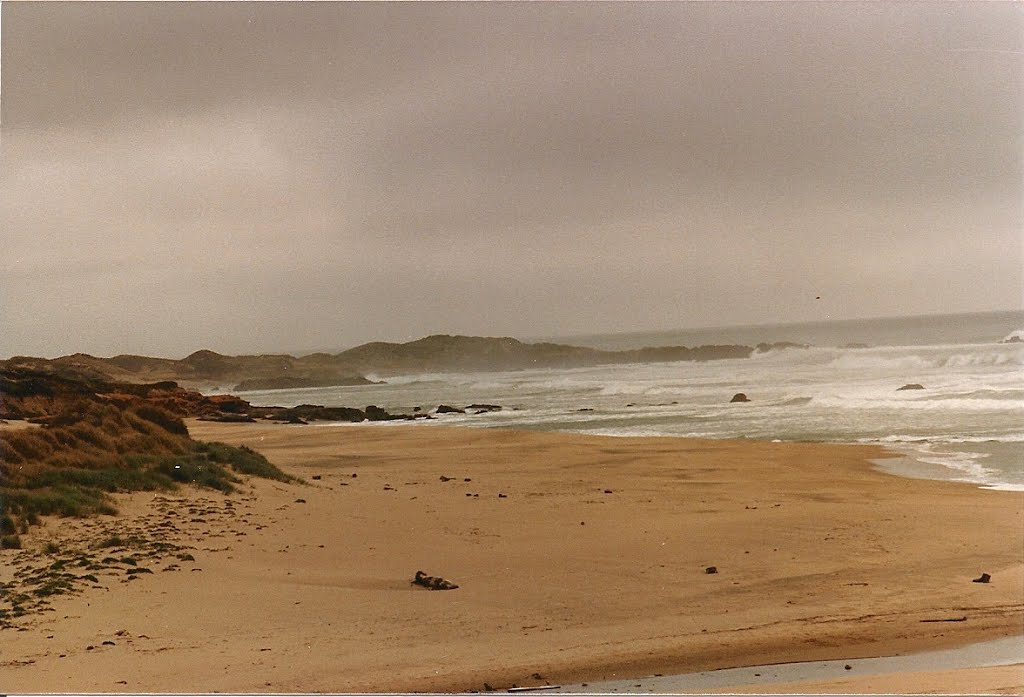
xmin=1 ymin=422 xmax=1020 ymax=692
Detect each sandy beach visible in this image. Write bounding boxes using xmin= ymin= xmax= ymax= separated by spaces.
xmin=1 ymin=421 xmax=1020 ymax=693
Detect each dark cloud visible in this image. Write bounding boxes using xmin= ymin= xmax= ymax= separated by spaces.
xmin=2 ymin=2 xmax=1020 ymax=357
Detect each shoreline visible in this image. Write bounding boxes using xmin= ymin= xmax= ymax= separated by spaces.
xmin=551 ymin=635 xmax=1023 ymax=693
xmin=1 ymin=422 xmax=1020 ymax=692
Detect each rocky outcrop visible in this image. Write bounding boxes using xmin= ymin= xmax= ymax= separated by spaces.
xmin=196 ymin=413 xmax=257 ymax=423
xmin=754 ymin=342 xmax=810 ymax=353
xmin=252 ymin=404 xmax=367 ymax=423
xmin=0 ymin=368 xmax=418 ymax=426
xmin=435 ymin=404 xmax=466 ymax=414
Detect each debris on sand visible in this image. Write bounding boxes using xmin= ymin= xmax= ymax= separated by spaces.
xmin=412 ymin=570 xmax=459 ymax=590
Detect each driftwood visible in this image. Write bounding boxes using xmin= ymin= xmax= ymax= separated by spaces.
xmin=412 ymin=570 xmax=459 ymax=590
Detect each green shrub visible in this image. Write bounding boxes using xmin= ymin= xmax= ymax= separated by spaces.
xmin=26 ymin=467 xmax=175 ymax=493
xmin=196 ymin=441 xmax=297 ymax=483
xmin=1 ymin=486 xmax=117 ymax=518
xmin=152 ymin=457 xmax=237 ymax=493
xmin=1 ymin=535 xmax=22 ymax=550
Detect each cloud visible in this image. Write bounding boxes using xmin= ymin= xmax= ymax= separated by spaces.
xmin=1 ymin=2 xmax=1020 ymax=357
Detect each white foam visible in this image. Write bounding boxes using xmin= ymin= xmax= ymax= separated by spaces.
xmin=862 ymin=433 xmax=1024 ymax=444
xmin=811 ymin=394 xmax=1024 ymax=412
xmin=880 ymin=442 xmax=1024 ymax=490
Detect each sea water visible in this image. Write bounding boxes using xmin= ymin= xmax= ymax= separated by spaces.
xmin=237 ymin=310 xmax=1024 ymax=491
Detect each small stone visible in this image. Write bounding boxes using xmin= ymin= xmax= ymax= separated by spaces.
xmin=705 ymin=566 xmax=718 ymax=574
xmin=972 ymin=572 xmax=991 ymax=583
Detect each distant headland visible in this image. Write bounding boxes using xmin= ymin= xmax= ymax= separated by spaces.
xmin=1 ymin=334 xmax=803 ymax=391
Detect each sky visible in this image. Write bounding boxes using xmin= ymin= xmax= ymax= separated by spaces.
xmin=2 ymin=2 xmax=1021 ymax=359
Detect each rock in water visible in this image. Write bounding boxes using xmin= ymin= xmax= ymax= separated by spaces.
xmin=730 ymin=393 xmax=750 ymax=403
xmin=364 ymin=405 xmax=391 ymax=420
xmin=897 ymin=383 xmax=925 ymax=391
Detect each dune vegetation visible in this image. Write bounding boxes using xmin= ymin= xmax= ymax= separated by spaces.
xmin=0 ymin=382 xmax=296 ymax=549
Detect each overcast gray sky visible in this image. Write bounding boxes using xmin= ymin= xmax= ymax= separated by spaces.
xmin=2 ymin=2 xmax=1021 ymax=358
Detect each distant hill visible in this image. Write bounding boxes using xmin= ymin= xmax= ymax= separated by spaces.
xmin=1 ymin=334 xmax=784 ymax=391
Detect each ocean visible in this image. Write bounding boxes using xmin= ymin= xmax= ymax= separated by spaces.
xmin=236 ymin=310 xmax=1024 ymax=491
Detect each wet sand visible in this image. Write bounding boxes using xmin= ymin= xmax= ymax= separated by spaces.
xmin=0 ymin=421 xmax=1020 ymax=692
xmin=552 ymin=635 xmax=1023 ymax=693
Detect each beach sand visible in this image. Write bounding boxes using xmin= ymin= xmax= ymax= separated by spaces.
xmin=0 ymin=421 xmax=1020 ymax=692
